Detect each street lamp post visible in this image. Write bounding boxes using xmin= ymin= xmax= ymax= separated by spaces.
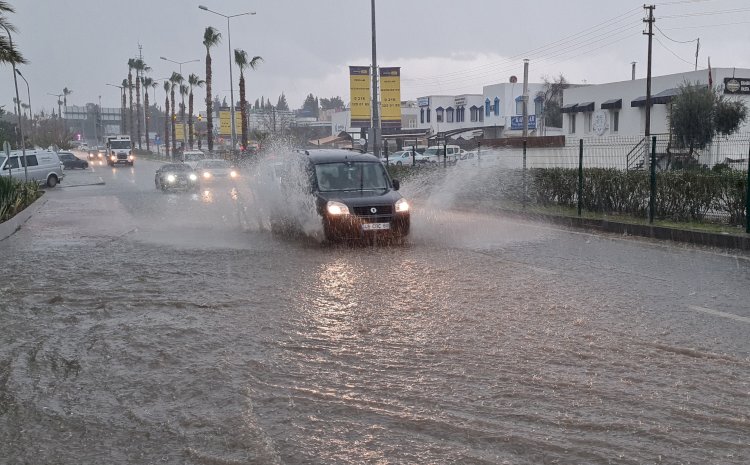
xmin=106 ymin=83 xmax=125 ymax=134
xmin=15 ymin=69 xmax=33 ymax=149
xmin=199 ymin=5 xmax=256 ymax=154
xmin=160 ymin=56 xmax=199 ymax=151
xmin=2 ymin=23 xmax=28 ymax=181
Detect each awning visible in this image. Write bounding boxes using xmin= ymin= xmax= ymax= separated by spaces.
xmin=309 ymin=133 xmax=349 ymax=146
xmin=574 ymin=102 xmax=595 ymax=112
xmin=560 ymin=103 xmax=578 ymax=113
xmin=631 ymin=88 xmax=679 ymax=107
xmin=601 ymin=98 xmax=622 ymax=110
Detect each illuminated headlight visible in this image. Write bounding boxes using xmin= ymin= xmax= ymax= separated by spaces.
xmin=97 ymin=153 xmax=103 ymax=158
xmin=110 ymin=155 xmax=116 ymax=161
xmin=166 ymin=174 xmax=176 ymax=183
xmin=128 ymin=155 xmax=134 ymax=161
xmin=188 ymin=173 xmax=198 ymax=181
xmin=230 ymin=170 xmax=238 ymax=178
xmin=203 ymin=171 xmax=212 ymax=179
xmin=395 ymin=198 xmax=410 ymax=213
xmin=326 ymin=201 xmax=349 ymax=216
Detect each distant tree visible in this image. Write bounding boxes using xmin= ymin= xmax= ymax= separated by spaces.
xmin=203 ymin=26 xmax=221 ymax=152
xmin=302 ymin=93 xmax=318 ymax=116
xmin=169 ymin=72 xmax=183 ymax=153
xmin=221 ymin=97 xmax=227 ymax=108
xmin=276 ymin=93 xmax=289 ymax=111
xmin=254 ymin=98 xmax=260 ymax=110
xmin=142 ymin=76 xmax=154 ymax=152
xmin=188 ymin=73 xmax=205 ymax=149
xmin=0 ymin=2 xmax=27 ymax=66
xmin=132 ymin=59 xmax=150 ymax=150
xmin=715 ymin=97 xmax=748 ymax=136
xmin=320 ymin=96 xmax=344 ymax=111
xmin=127 ymin=58 xmax=136 ymax=140
xmin=260 ymin=96 xmax=265 ymax=109
xmin=536 ymin=74 xmax=568 ymax=131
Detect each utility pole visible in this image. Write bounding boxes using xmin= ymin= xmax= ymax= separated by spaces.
xmin=644 ymin=4 xmax=655 ymax=138
xmin=370 ymin=0 xmax=380 ymax=158
xmin=631 ymin=61 xmax=637 ymax=80
xmin=522 ymin=58 xmax=529 ymax=138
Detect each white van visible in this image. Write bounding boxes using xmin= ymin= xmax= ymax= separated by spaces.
xmin=421 ymin=144 xmax=462 ymax=164
xmin=1 ymin=149 xmax=65 ymax=187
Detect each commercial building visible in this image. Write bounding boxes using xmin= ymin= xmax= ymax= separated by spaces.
xmin=561 ymin=67 xmax=750 ymax=137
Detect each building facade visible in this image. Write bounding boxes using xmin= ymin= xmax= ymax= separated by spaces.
xmin=561 ymin=67 xmax=750 ymax=138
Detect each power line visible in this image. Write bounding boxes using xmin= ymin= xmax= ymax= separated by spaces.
xmin=654 ymin=24 xmax=698 ymax=43
xmin=661 ymin=19 xmax=750 ymax=29
xmin=661 ymin=7 xmax=750 ymax=18
xmin=654 ymin=36 xmax=696 ymax=66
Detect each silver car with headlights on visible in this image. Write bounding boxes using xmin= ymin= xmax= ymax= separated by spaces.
xmin=154 ymin=163 xmax=200 ymax=192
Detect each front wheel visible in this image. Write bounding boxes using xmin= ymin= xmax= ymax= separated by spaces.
xmin=47 ymin=175 xmax=58 ymax=188
xmin=396 ymin=161 xmax=402 ymax=166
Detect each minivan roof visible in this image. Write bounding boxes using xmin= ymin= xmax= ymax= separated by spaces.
xmin=303 ymin=149 xmax=380 ymax=165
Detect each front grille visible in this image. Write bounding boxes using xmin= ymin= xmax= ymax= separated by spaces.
xmin=353 ymin=205 xmax=393 ymax=216
xmin=117 ymin=154 xmax=127 ymax=160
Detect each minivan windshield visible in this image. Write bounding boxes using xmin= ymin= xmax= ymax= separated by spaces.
xmin=423 ymin=147 xmax=444 ymax=157
xmin=315 ymin=162 xmax=389 ymax=192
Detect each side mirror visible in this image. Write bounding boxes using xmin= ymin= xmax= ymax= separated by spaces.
xmin=392 ymin=179 xmax=400 ymax=191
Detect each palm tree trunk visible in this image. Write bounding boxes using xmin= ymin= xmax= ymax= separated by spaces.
xmin=206 ymin=51 xmax=213 ymax=152
xmin=121 ymin=90 xmax=126 ymax=134
xmin=240 ymin=72 xmax=247 ymax=150
xmin=189 ymin=91 xmax=194 ymax=149
xmin=128 ymin=70 xmax=134 ymax=142
xmin=171 ymin=87 xmax=176 ymax=155
xmin=136 ymin=74 xmax=142 ymax=150
xmin=165 ymin=95 xmax=170 ymax=159
xmin=144 ymin=89 xmax=150 ymax=153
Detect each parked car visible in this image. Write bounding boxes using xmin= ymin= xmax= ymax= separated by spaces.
xmin=58 ymin=151 xmax=89 ymax=169
xmin=421 ymin=144 xmax=462 ymax=164
xmin=195 ymin=159 xmax=238 ymax=184
xmin=154 ymin=163 xmax=199 ymax=192
xmin=0 ymin=150 xmax=65 ymax=187
xmin=383 ymin=150 xmax=417 ymax=166
xmin=269 ymin=149 xmax=410 ymax=242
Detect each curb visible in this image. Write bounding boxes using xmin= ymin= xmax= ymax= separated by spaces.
xmin=498 ymin=209 xmax=750 ymax=251
xmin=0 ymin=193 xmax=48 ymax=242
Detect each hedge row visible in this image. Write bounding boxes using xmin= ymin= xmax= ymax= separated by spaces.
xmin=0 ymin=176 xmax=40 ymax=222
xmin=530 ymin=168 xmax=747 ymax=225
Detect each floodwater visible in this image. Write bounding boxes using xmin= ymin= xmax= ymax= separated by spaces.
xmin=1 ymin=155 xmax=749 ymax=464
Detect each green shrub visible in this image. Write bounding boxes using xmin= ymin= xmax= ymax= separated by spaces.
xmin=0 ymin=176 xmax=40 ymax=222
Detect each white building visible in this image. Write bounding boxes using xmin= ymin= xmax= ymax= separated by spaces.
xmin=330 ymin=102 xmax=420 ymax=136
xmin=561 ymin=67 xmax=750 ymax=138
xmin=415 ymin=94 xmax=484 ymax=136
xmin=481 ymin=82 xmax=547 ymax=138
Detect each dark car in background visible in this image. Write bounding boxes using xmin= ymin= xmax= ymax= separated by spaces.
xmin=58 ymin=151 xmax=89 ymax=169
xmin=154 ymin=163 xmax=199 ymax=192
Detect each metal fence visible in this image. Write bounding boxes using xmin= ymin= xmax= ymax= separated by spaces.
xmin=393 ymin=134 xmax=750 ymax=230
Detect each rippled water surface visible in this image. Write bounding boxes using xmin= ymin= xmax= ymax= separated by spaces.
xmin=1 ymin=159 xmax=749 ymax=464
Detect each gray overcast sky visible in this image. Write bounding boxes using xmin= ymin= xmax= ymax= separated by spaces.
xmin=3 ymin=0 xmax=750 ymax=113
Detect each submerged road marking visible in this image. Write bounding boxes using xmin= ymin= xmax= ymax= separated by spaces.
xmin=688 ymin=305 xmax=750 ymax=324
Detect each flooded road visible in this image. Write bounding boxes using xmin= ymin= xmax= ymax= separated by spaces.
xmin=1 ymin=157 xmax=749 ymax=464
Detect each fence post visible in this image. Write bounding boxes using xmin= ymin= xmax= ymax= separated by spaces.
xmin=746 ymin=140 xmax=750 ymax=233
xmin=522 ymin=139 xmax=527 ymax=210
xmin=443 ymin=138 xmax=447 ymax=168
xmin=477 ymin=140 xmax=481 ymax=167
xmin=412 ymin=144 xmax=416 ymax=167
xmin=578 ymin=139 xmax=584 ymax=217
xmin=649 ymin=136 xmax=657 ymax=224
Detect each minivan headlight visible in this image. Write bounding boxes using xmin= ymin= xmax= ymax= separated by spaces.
xmin=395 ymin=198 xmax=410 ymax=213
xmin=326 ymin=201 xmax=349 ymax=216
xmin=189 ymin=173 xmax=198 ymax=181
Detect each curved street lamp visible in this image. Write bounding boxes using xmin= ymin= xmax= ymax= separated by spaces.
xmin=198 ymin=5 xmax=256 ymax=153
xmin=15 ymin=69 xmax=33 ymax=148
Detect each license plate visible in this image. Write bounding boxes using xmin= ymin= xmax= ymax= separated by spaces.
xmin=362 ymin=222 xmax=390 ymax=231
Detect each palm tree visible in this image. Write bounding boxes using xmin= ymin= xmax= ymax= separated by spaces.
xmin=133 ymin=58 xmax=150 ymax=150
xmin=0 ymin=2 xmax=27 ymax=65
xmin=234 ymin=49 xmax=263 ymax=151
xmin=127 ymin=58 xmax=136 ymax=140
xmin=169 ymin=72 xmax=183 ymax=154
xmin=142 ymin=76 xmax=154 ymax=152
xmin=187 ymin=73 xmax=205 ymax=149
xmin=62 ymin=87 xmax=72 ymax=134
xmin=163 ymin=81 xmax=171 ymax=159
xmin=179 ymin=84 xmax=189 ymax=150
xmin=203 ymin=26 xmax=221 ymax=152
xmin=120 ymin=78 xmax=128 ymax=134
